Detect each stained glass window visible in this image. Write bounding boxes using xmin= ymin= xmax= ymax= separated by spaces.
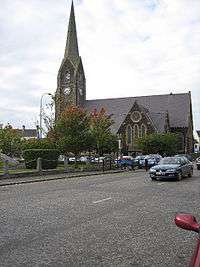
xmin=127 ymin=125 xmax=132 ymax=144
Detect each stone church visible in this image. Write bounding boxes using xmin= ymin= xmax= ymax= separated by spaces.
xmin=55 ymin=1 xmax=194 ymax=154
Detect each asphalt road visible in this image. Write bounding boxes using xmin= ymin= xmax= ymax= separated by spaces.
xmin=0 ymin=169 xmax=200 ymax=267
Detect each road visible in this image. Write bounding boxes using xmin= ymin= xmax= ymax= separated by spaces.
xmin=0 ymin=169 xmax=200 ymax=267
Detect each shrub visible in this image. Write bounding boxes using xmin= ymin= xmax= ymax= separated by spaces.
xmin=22 ymin=138 xmax=56 ymax=150
xmin=23 ymin=149 xmax=60 ymax=169
xmin=137 ymin=133 xmax=179 ymax=156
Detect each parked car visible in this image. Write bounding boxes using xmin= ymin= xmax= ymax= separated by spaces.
xmin=80 ymin=156 xmax=90 ymax=163
xmin=134 ymin=155 xmax=147 ymax=168
xmin=196 ymin=157 xmax=200 ymax=170
xmin=68 ymin=157 xmax=82 ymax=164
xmin=175 ymin=154 xmax=193 ymax=162
xmin=149 ymin=156 xmax=193 ymax=181
xmin=117 ymin=156 xmax=136 ymax=170
xmin=175 ymin=213 xmax=200 ymax=267
xmin=144 ymin=154 xmax=162 ymax=168
xmin=94 ymin=156 xmax=113 ymax=163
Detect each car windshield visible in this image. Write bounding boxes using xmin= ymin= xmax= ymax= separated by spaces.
xmin=159 ymin=157 xmax=181 ymax=165
xmin=175 ymin=154 xmax=192 ymax=161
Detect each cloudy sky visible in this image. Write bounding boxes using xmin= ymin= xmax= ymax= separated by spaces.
xmin=0 ymin=0 xmax=200 ymax=130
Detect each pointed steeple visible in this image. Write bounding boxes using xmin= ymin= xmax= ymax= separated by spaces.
xmin=64 ymin=1 xmax=80 ymax=66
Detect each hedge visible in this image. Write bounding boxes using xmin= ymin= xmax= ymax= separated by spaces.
xmin=23 ymin=149 xmax=60 ymax=169
xmin=22 ymin=138 xmax=56 ymax=150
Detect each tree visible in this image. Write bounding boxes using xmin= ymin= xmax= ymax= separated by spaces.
xmin=50 ymin=106 xmax=92 ymax=156
xmin=90 ymin=108 xmax=118 ymax=155
xmin=137 ymin=133 xmax=179 ymax=156
xmin=43 ymin=97 xmax=55 ymax=135
xmin=0 ymin=124 xmax=22 ymax=156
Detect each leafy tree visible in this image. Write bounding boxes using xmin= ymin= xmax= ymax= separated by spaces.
xmin=43 ymin=96 xmax=55 ymax=135
xmin=90 ymin=108 xmax=118 ymax=155
xmin=0 ymin=124 xmax=22 ymax=156
xmin=137 ymin=133 xmax=179 ymax=156
xmin=50 ymin=106 xmax=92 ymax=156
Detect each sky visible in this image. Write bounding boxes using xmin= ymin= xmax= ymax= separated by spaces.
xmin=0 ymin=0 xmax=200 ymax=131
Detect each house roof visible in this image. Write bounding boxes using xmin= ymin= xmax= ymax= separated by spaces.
xmin=84 ymin=92 xmax=191 ymax=133
xmin=17 ymin=129 xmax=38 ymax=138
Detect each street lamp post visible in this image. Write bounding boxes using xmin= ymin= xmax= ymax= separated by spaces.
xmin=39 ymin=93 xmax=53 ymax=139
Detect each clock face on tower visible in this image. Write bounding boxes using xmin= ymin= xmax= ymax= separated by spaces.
xmin=64 ymin=87 xmax=71 ymax=95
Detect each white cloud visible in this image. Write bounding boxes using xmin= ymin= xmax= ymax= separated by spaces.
xmin=0 ymin=0 xmax=200 ymax=129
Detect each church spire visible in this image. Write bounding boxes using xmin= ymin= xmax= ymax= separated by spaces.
xmin=64 ymin=1 xmax=79 ymax=66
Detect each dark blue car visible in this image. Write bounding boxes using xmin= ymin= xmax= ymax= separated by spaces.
xmin=117 ymin=156 xmax=135 ymax=170
xmin=149 ymin=156 xmax=193 ymax=181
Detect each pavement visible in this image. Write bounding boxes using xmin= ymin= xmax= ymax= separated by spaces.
xmin=0 ymin=168 xmax=129 ymax=187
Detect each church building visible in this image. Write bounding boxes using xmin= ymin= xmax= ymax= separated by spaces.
xmin=55 ymin=1 xmax=194 ymax=154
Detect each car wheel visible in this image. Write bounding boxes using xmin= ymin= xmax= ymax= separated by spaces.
xmin=177 ymin=172 xmax=182 ymax=181
xmin=151 ymin=177 xmax=156 ymax=181
xmin=188 ymin=169 xmax=193 ymax=177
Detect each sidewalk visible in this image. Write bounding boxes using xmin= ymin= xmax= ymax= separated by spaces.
xmin=0 ymin=169 xmax=135 ymax=187
xmin=0 ymin=168 xmax=146 ymax=187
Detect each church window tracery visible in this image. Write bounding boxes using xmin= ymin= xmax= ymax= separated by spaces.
xmin=141 ymin=124 xmax=147 ymax=137
xmin=133 ymin=124 xmax=139 ymax=139
xmin=126 ymin=125 xmax=132 ymax=145
xmin=131 ymin=111 xmax=142 ymax=123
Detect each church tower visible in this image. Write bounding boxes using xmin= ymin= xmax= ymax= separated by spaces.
xmin=55 ymin=1 xmax=86 ymax=120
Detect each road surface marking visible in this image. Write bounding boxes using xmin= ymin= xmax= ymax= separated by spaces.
xmin=93 ymin=197 xmax=112 ymax=204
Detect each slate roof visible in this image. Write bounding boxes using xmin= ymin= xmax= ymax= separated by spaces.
xmin=148 ymin=112 xmax=166 ymax=133
xmin=17 ymin=129 xmax=38 ymax=138
xmin=84 ymin=92 xmax=190 ymax=134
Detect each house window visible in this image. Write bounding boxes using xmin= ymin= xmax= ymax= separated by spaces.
xmin=133 ymin=124 xmax=139 ymax=139
xmin=141 ymin=124 xmax=147 ymax=137
xmin=126 ymin=125 xmax=132 ymax=145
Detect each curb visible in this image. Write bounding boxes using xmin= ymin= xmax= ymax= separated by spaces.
xmin=0 ymin=170 xmax=126 ymax=187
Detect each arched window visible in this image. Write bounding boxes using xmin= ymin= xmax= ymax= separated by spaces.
xmin=141 ymin=124 xmax=147 ymax=137
xmin=133 ymin=124 xmax=139 ymax=139
xmin=126 ymin=125 xmax=132 ymax=145
xmin=62 ymin=70 xmax=71 ymax=95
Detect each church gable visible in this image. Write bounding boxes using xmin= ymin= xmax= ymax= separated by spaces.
xmin=118 ymin=101 xmax=156 ymax=136
xmin=55 ymin=58 xmax=77 ymax=119
xmin=58 ymin=58 xmax=75 ymax=87
xmin=118 ymin=101 xmax=156 ymax=152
